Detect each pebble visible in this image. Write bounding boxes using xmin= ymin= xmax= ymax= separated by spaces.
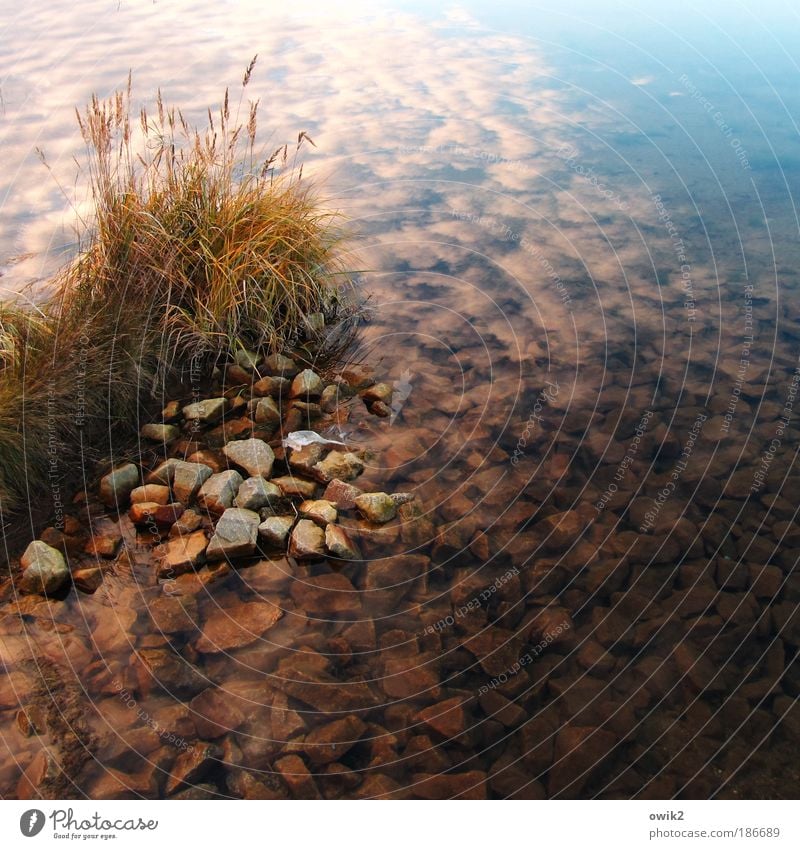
xmin=197 ymin=470 xmax=244 ymax=515
xmin=325 ymin=524 xmax=361 ymax=560
xmin=264 ymin=354 xmax=300 ymax=377
xmin=170 ymin=509 xmax=204 ymax=537
xmin=140 ymin=423 xmax=181 ymax=442
xmin=172 ymin=461 xmax=214 ymax=503
xmin=323 ymin=479 xmax=363 ymax=509
xmin=354 ymin=492 xmax=397 ymax=523
xmin=222 ymin=438 xmax=275 ymax=479
xmin=234 ymin=477 xmax=282 ymax=511
xmin=165 ymin=742 xmax=221 ymax=796
xmin=131 ymin=484 xmax=171 ymax=505
xmin=290 ymin=572 xmax=361 ymax=615
xmin=19 ymin=541 xmax=69 ymax=595
xmin=361 ymin=382 xmax=393 ymax=405
xmin=195 ymin=600 xmax=283 ymax=653
xmin=156 ymin=530 xmax=207 ymax=577
xmin=252 ymin=375 xmax=290 ymax=397
xmin=72 ymin=566 xmax=104 ymax=593
xmin=290 ymin=368 xmax=324 ymax=398
xmin=301 ymin=715 xmax=367 ymax=764
xmin=99 ymin=463 xmax=140 ymax=507
xmin=272 ymin=475 xmax=318 ymax=499
xmin=298 ymin=499 xmax=337 ymax=526
xmin=312 ymin=450 xmax=364 ymax=483
xmin=252 ymin=396 xmax=281 ymax=425
xmin=182 ymin=397 xmax=227 ymax=424
xmin=288 ymin=519 xmax=326 ymax=559
xmin=206 ymin=508 xmax=260 ymax=560
xmin=258 ymin=516 xmax=295 ymax=547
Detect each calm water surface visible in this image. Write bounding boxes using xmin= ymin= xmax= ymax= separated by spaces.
xmin=1 ymin=0 xmax=800 ymax=799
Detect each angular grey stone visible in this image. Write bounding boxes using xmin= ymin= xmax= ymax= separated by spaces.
xmin=234 ymin=477 xmax=283 ymax=511
xmin=258 ymin=516 xmax=295 ymax=547
xmin=222 ymin=438 xmax=275 ymax=479
xmin=325 ymin=525 xmax=361 ymax=560
xmin=290 ymin=369 xmax=323 ymax=399
xmin=206 ymin=508 xmax=260 ymax=561
xmin=288 ymin=519 xmax=326 ymax=559
xmin=253 ymin=396 xmax=281 ymax=425
xmin=182 ymin=397 xmax=227 ymax=424
xmin=320 ymin=385 xmax=340 ymax=413
xmin=19 ymin=541 xmax=69 ymax=594
xmin=99 ymin=463 xmax=140 ymax=507
xmin=197 ymin=470 xmax=244 ymax=515
xmin=235 ymin=349 xmax=260 ymax=370
xmin=264 ymin=354 xmax=299 ymax=377
xmin=172 ymin=461 xmax=214 ymax=504
xmin=140 ymin=423 xmax=181 ymax=442
xmin=146 ymin=458 xmax=179 ymax=486
xmin=252 ymin=375 xmax=289 ymax=397
xmin=354 ymin=492 xmax=397 ymax=524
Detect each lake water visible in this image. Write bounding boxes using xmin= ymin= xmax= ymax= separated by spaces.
xmin=1 ymin=0 xmax=800 ymax=799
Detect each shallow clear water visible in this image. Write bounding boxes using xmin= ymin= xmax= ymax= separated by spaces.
xmin=1 ymin=0 xmax=800 ymax=799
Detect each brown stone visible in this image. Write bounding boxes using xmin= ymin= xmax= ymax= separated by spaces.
xmin=275 ymin=754 xmax=321 ymax=799
xmin=291 ymin=573 xmax=361 ymax=615
xmin=549 ymin=726 xmax=618 ymax=797
xmin=156 ymin=530 xmax=207 ymax=578
xmin=272 ymin=475 xmax=318 ymax=499
xmin=195 ymin=600 xmax=283 ymax=653
xmin=411 ymin=771 xmax=487 ymax=799
xmin=322 ymin=478 xmax=363 ymax=509
xmin=165 ymin=742 xmax=221 ymax=795
xmin=147 ymin=594 xmax=199 ymax=634
xmin=301 ymin=715 xmax=367 ymax=764
xmin=416 ymin=696 xmax=467 ymax=739
xmin=190 ymin=688 xmax=246 ymax=739
xmin=288 ymin=519 xmax=326 ymax=559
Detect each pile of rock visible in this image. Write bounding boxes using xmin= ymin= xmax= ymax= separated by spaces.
xmin=14 ymin=354 xmax=406 ymax=597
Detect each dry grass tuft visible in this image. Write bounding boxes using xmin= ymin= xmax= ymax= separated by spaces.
xmin=0 ymin=59 xmax=357 ymax=519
